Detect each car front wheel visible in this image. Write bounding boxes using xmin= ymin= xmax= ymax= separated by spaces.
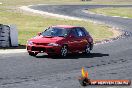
xmin=60 ymin=45 xmax=68 ymax=57
xmin=83 ymin=44 xmax=90 ymax=55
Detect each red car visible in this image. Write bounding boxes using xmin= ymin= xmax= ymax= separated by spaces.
xmin=27 ymin=25 xmax=93 ymax=57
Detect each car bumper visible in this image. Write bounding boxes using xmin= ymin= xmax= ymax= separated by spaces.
xmin=27 ymin=45 xmax=61 ymax=54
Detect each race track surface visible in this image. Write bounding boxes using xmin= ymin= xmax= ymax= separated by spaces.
xmin=1 ymin=5 xmax=132 ymax=88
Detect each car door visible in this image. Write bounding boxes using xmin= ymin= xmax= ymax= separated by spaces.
xmin=75 ymin=27 xmax=88 ymax=51
xmin=67 ymin=28 xmax=81 ymax=52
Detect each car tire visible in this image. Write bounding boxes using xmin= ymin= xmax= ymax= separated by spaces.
xmin=60 ymin=45 xmax=68 ymax=57
xmin=28 ymin=52 xmax=37 ymax=56
xmin=83 ymin=44 xmax=90 ymax=55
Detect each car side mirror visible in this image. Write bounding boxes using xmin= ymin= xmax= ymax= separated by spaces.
xmin=38 ymin=32 xmax=41 ymax=36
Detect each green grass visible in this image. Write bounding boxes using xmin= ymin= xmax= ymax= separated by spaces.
xmin=89 ymin=7 xmax=132 ymax=18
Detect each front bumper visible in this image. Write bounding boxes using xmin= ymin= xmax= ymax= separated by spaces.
xmin=27 ymin=45 xmax=61 ymax=54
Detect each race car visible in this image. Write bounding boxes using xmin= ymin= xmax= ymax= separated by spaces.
xmin=27 ymin=25 xmax=93 ymax=57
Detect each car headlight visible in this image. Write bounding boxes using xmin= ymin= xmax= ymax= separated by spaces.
xmin=27 ymin=41 xmax=33 ymax=45
xmin=48 ymin=43 xmax=60 ymax=46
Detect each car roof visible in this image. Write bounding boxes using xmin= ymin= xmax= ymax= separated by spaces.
xmin=51 ymin=25 xmax=81 ymax=29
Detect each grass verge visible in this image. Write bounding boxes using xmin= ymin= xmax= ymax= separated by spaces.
xmin=89 ymin=7 xmax=132 ymax=18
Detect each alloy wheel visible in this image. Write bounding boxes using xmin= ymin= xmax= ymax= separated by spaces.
xmin=61 ymin=45 xmax=68 ymax=57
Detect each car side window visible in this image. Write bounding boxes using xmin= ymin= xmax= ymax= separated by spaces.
xmin=70 ymin=29 xmax=78 ymax=37
xmin=76 ymin=28 xmax=86 ymax=37
xmin=81 ymin=27 xmax=89 ymax=36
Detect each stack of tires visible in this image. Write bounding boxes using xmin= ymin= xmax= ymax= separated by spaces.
xmin=0 ymin=24 xmax=11 ymax=47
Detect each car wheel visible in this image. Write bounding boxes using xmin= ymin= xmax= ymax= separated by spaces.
xmin=28 ymin=52 xmax=37 ymax=56
xmin=61 ymin=45 xmax=68 ymax=57
xmin=84 ymin=44 xmax=90 ymax=55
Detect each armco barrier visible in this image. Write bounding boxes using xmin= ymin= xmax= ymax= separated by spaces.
xmin=0 ymin=24 xmax=18 ymax=47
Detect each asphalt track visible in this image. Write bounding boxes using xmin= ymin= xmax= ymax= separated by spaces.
xmin=1 ymin=5 xmax=132 ymax=88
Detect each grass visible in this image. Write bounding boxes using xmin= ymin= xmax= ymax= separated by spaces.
xmin=89 ymin=7 xmax=132 ymax=18
xmin=1 ymin=0 xmax=127 ymax=45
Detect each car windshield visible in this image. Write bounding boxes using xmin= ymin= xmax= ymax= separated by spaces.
xmin=42 ymin=27 xmax=69 ymax=37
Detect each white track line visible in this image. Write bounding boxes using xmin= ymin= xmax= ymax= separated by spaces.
xmin=19 ymin=6 xmax=86 ymax=21
xmin=112 ymin=16 xmax=120 ymax=17
xmin=84 ymin=10 xmax=130 ymax=19
xmin=0 ymin=49 xmax=26 ymax=54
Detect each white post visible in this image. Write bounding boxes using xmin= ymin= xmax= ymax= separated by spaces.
xmin=9 ymin=25 xmax=18 ymax=46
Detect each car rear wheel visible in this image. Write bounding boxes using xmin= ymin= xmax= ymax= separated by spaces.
xmin=28 ymin=52 xmax=37 ymax=56
xmin=61 ymin=45 xmax=68 ymax=57
xmin=83 ymin=44 xmax=90 ymax=55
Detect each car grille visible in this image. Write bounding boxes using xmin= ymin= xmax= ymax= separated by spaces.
xmin=31 ymin=47 xmax=46 ymax=52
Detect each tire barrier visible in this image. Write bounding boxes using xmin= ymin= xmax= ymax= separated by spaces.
xmin=0 ymin=24 xmax=18 ymax=47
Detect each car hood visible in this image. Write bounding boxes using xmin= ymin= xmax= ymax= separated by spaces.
xmin=29 ymin=35 xmax=64 ymax=43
